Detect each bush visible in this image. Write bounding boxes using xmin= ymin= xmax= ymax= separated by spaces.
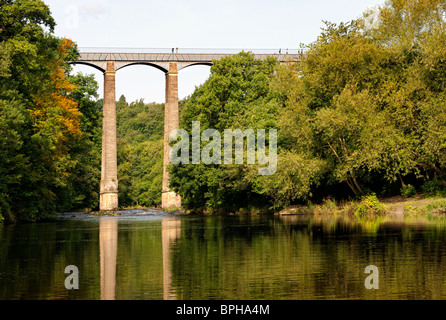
xmin=424 ymin=200 xmax=446 ymax=215
xmin=401 ymin=184 xmax=416 ymax=198
xmin=353 ymin=194 xmax=385 ymax=218
xmin=422 ymin=178 xmax=446 ymax=197
xmin=313 ymin=197 xmax=338 ymax=215
xmin=403 ymin=205 xmax=420 ymax=217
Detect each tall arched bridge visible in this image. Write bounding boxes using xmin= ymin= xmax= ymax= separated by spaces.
xmin=77 ymin=47 xmax=302 ymax=73
xmin=74 ymin=48 xmax=302 ymax=211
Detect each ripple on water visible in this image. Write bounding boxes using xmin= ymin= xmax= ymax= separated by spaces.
xmin=58 ymin=208 xmax=184 ymax=221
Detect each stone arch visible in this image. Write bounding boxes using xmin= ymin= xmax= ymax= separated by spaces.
xmin=115 ymin=62 xmax=168 ymax=74
xmin=69 ymin=61 xmax=106 ymax=73
xmin=177 ymin=62 xmax=213 ymax=72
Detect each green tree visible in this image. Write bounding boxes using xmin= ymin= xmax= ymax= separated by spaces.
xmin=170 ymin=52 xmax=294 ymax=213
xmin=0 ymin=0 xmax=83 ymax=221
xmin=373 ymin=0 xmax=446 ymax=186
xmin=274 ymin=0 xmax=446 ymax=200
xmin=116 ymin=97 xmax=165 ymax=208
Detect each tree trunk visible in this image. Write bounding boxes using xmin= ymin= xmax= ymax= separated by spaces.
xmin=398 ymin=174 xmax=406 ymax=188
xmin=346 ymin=176 xmax=359 ymax=196
xmin=350 ymin=170 xmax=365 ymax=196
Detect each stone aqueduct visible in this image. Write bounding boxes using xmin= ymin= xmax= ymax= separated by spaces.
xmin=74 ymin=49 xmax=301 ymax=211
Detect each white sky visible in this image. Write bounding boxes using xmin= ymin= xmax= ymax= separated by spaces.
xmin=44 ymin=0 xmax=386 ymax=103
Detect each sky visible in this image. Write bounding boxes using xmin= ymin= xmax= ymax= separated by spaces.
xmin=44 ymin=0 xmax=386 ymax=104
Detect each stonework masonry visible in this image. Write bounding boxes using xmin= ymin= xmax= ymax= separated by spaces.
xmin=100 ymin=61 xmax=119 ymax=211
xmin=162 ymin=62 xmax=182 ymax=209
xmin=79 ymin=51 xmax=302 ymax=211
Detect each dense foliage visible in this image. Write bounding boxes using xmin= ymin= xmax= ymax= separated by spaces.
xmin=0 ymin=0 xmax=101 ymax=222
xmin=2 ymin=0 xmax=446 ymax=221
xmin=170 ymin=0 xmax=446 ymax=213
xmin=169 ymin=52 xmax=282 ymax=213
xmin=116 ymin=96 xmax=164 ymax=208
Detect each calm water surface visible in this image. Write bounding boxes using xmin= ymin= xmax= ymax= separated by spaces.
xmin=1 ymin=210 xmax=446 ymax=300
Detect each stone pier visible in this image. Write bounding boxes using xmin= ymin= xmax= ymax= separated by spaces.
xmin=100 ymin=61 xmax=119 ymax=211
xmin=74 ymin=50 xmax=301 ymax=211
xmin=162 ymin=62 xmax=182 ymax=210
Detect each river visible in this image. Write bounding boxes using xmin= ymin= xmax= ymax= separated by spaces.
xmin=1 ymin=209 xmax=446 ymax=300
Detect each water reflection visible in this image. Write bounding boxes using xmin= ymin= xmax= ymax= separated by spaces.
xmin=162 ymin=218 xmax=181 ymax=300
xmin=98 ymin=215 xmax=182 ymax=300
xmin=2 ymin=213 xmax=446 ymax=299
xmin=169 ymin=215 xmax=446 ymax=299
xmin=99 ymin=217 xmax=118 ymax=300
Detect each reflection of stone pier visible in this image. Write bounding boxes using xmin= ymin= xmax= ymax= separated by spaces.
xmin=100 ymin=217 xmax=118 ymax=300
xmin=162 ymin=218 xmax=181 ymax=300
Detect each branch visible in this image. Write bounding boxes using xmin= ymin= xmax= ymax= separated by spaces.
xmin=350 ymin=169 xmax=365 ymax=196
xmin=415 ymin=161 xmax=437 ymax=171
xmin=339 ymin=137 xmax=349 ymax=158
xmin=346 ymin=176 xmax=359 ymax=196
xmin=327 ymin=142 xmax=343 ymax=164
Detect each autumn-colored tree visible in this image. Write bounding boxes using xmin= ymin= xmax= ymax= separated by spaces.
xmin=31 ymin=38 xmax=82 ymax=182
xmin=0 ymin=0 xmax=95 ymax=221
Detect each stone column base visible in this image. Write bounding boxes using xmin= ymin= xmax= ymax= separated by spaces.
xmin=100 ymin=193 xmax=119 ymax=211
xmin=162 ymin=191 xmax=182 ymax=211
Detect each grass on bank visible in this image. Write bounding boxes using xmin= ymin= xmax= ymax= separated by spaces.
xmin=280 ymin=193 xmax=446 ymax=220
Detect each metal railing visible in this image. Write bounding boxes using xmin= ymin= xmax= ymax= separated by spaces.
xmin=78 ymin=47 xmax=306 ymax=55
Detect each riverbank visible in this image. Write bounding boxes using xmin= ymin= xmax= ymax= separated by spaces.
xmin=70 ymin=194 xmax=446 ymax=219
xmin=279 ymin=194 xmax=446 ymax=220
xmin=2 ymin=194 xmax=445 ymax=226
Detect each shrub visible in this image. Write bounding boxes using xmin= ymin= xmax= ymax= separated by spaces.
xmin=313 ymin=197 xmax=338 ymax=215
xmin=353 ymin=194 xmax=385 ymax=218
xmin=401 ymin=184 xmax=416 ymax=198
xmin=403 ymin=205 xmax=420 ymax=217
xmin=424 ymin=200 xmax=446 ymax=215
xmin=422 ymin=178 xmax=446 ymax=197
